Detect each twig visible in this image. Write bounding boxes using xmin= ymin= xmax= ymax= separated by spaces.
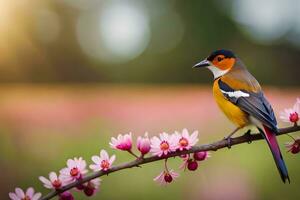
xmin=40 ymin=125 xmax=300 ymax=200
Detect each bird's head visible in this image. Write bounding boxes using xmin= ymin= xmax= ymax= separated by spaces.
xmin=193 ymin=49 xmax=236 ymax=79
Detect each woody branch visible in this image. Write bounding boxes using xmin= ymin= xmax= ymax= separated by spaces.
xmin=40 ymin=125 xmax=300 ymax=200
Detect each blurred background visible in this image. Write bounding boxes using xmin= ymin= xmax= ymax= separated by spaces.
xmin=1 ymin=0 xmax=300 ymax=199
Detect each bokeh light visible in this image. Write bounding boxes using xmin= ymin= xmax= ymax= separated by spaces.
xmin=230 ymin=0 xmax=293 ymax=43
xmin=76 ymin=1 xmax=150 ymax=64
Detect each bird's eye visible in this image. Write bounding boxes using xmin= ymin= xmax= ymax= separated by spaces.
xmin=217 ymin=57 xmax=223 ymax=62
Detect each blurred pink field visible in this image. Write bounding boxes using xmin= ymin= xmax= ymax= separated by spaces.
xmin=0 ymin=84 xmax=298 ymax=135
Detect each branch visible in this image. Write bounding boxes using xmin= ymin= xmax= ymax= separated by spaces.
xmin=41 ymin=125 xmax=300 ymax=200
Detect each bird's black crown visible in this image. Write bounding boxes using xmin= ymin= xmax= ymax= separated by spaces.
xmin=207 ymin=49 xmax=236 ymax=61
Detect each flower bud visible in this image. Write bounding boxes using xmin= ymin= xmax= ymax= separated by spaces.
xmin=76 ymin=184 xmax=85 ymax=190
xmin=84 ymin=187 xmax=95 ymax=196
xmin=137 ymin=133 xmax=151 ymax=155
xmin=290 ymin=144 xmax=300 ymax=154
xmin=59 ymin=192 xmax=74 ymax=200
xmin=286 ymin=138 xmax=300 ymax=154
xmin=110 ymin=133 xmax=132 ymax=151
xmin=289 ymin=112 xmax=299 ymax=123
xmin=164 ymin=173 xmax=173 ymax=183
xmin=187 ymin=160 xmax=198 ymax=171
xmin=193 ymin=151 xmax=208 ymax=161
xmin=83 ymin=178 xmax=101 ymax=197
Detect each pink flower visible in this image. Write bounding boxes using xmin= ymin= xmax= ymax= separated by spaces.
xmin=175 ymin=129 xmax=199 ymax=151
xmin=137 ymin=133 xmax=151 ymax=155
xmin=109 ymin=133 xmax=133 ymax=151
xmin=39 ymin=172 xmax=67 ymax=189
xmin=285 ymin=138 xmax=300 ymax=154
xmin=9 ymin=187 xmax=41 ymax=200
xmin=153 ymin=169 xmax=179 ymax=185
xmin=89 ymin=149 xmax=116 ymax=171
xmin=60 ymin=157 xmax=88 ymax=182
xmin=193 ymin=151 xmax=211 ymax=161
xmin=150 ymin=133 xmax=177 ymax=157
xmin=84 ymin=178 xmax=101 ymax=197
xmin=280 ymin=98 xmax=300 ymax=124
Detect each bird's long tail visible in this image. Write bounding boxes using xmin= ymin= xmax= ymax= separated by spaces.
xmin=262 ymin=125 xmax=290 ymax=183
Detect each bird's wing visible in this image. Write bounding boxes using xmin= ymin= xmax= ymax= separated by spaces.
xmin=218 ymin=77 xmax=277 ymax=132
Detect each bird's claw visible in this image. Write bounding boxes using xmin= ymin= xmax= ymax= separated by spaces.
xmin=244 ymin=130 xmax=252 ymax=144
xmin=223 ymin=136 xmax=232 ymax=149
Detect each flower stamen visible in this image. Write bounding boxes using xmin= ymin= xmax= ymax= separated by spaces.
xmin=179 ymin=137 xmax=189 ymax=147
xmin=70 ymin=167 xmax=79 ymax=177
xmin=100 ymin=160 xmax=110 ymax=170
xmin=52 ymin=180 xmax=62 ymax=189
xmin=160 ymin=141 xmax=169 ymax=151
xmin=22 ymin=196 xmax=30 ymax=200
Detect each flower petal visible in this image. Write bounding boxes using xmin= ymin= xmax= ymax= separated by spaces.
xmin=79 ymin=159 xmax=87 ymax=171
xmin=49 ymin=172 xmax=57 ymax=182
xmin=100 ymin=150 xmax=109 ymax=160
xmin=26 ymin=187 xmax=34 ymax=198
xmin=32 ymin=193 xmax=42 ymax=200
xmin=109 ymin=155 xmax=116 ymax=164
xmin=89 ymin=164 xmax=99 ymax=171
xmin=39 ymin=176 xmax=52 ymax=189
xmin=67 ymin=159 xmax=75 ymax=168
xmin=92 ymin=156 xmax=100 ymax=164
xmin=15 ymin=188 xmax=25 ymax=198
xmin=9 ymin=193 xmax=19 ymax=200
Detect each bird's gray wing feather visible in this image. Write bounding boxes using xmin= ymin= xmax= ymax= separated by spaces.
xmin=218 ymin=79 xmax=278 ymax=132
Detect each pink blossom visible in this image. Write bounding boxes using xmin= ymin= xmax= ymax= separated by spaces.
xmin=153 ymin=170 xmax=179 ymax=185
xmin=174 ymin=129 xmax=199 ymax=151
xmin=137 ymin=133 xmax=151 ymax=155
xmin=280 ymin=98 xmax=300 ymax=124
xmin=285 ymin=137 xmax=300 ymax=154
xmin=60 ymin=157 xmax=88 ymax=182
xmin=9 ymin=187 xmax=41 ymax=200
xmin=109 ymin=133 xmax=133 ymax=151
xmin=39 ymin=172 xmax=67 ymax=190
xmin=193 ymin=151 xmax=211 ymax=161
xmin=150 ymin=133 xmax=177 ymax=157
xmin=84 ymin=178 xmax=101 ymax=196
xmin=89 ymin=149 xmax=116 ymax=171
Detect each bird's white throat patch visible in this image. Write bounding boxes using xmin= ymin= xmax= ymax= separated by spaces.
xmin=207 ymin=65 xmax=229 ymax=79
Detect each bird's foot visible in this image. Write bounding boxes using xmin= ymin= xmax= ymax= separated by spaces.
xmin=223 ymin=127 xmax=240 ymax=149
xmin=244 ymin=130 xmax=252 ymax=144
xmin=223 ymin=136 xmax=233 ymax=149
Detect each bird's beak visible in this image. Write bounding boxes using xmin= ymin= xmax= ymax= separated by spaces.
xmin=193 ymin=59 xmax=210 ymax=68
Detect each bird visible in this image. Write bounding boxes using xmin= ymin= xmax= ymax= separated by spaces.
xmin=193 ymin=49 xmax=290 ymax=183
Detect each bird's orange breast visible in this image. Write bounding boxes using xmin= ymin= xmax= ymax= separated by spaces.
xmin=213 ymin=78 xmax=249 ymax=128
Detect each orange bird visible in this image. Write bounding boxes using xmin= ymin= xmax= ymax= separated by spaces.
xmin=193 ymin=49 xmax=289 ymax=183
